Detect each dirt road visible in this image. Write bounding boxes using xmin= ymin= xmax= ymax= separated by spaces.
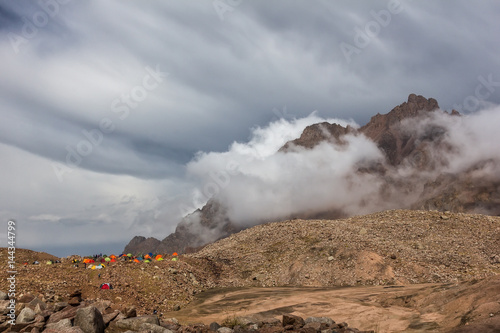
xmin=165 ymin=284 xmax=446 ymax=332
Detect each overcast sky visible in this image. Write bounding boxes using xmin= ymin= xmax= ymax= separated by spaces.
xmin=1 ymin=0 xmax=499 ymax=256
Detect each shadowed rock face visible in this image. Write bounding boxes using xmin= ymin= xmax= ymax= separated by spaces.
xmin=124 ymin=94 xmax=499 ymax=255
xmin=280 ymin=122 xmax=356 ymax=152
xmin=123 ymin=236 xmax=161 ymax=255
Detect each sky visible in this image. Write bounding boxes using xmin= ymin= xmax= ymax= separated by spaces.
xmin=0 ymin=0 xmax=499 ymax=256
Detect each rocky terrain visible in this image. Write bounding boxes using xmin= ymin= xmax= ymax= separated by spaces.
xmin=1 ymin=209 xmax=500 ymax=332
xmin=125 ymin=94 xmax=500 ymax=255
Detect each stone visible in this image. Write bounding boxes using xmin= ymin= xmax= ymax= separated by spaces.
xmin=328 ymin=256 xmax=334 ymax=261
xmin=140 ymin=322 xmax=173 ymax=332
xmin=0 ymin=300 xmax=11 ymax=315
xmin=124 ymin=305 xmax=137 ymax=318
xmin=55 ymin=302 xmax=69 ymax=312
xmin=102 ymin=310 xmax=120 ymax=325
xmin=74 ymin=306 xmax=105 ymax=333
xmin=305 ymin=317 xmax=335 ymax=326
xmin=217 ymin=327 xmax=233 ymax=333
xmin=282 ymin=314 xmax=305 ymax=328
xmin=18 ymin=293 xmax=35 ymax=303
xmin=258 ymin=327 xmax=284 ymax=333
xmin=303 ymin=322 xmax=322 ymax=331
xmin=210 ymin=322 xmax=221 ymax=331
xmin=47 ymin=305 xmax=79 ymax=324
xmin=260 ymin=318 xmax=281 ymax=327
xmin=92 ymin=300 xmax=112 ymax=314
xmin=111 ymin=315 xmax=160 ymax=331
xmin=28 ymin=298 xmax=46 ymax=312
xmin=0 ymin=291 xmax=8 ymax=300
xmin=45 ymin=318 xmax=72 ymax=330
xmin=18 ymin=307 xmax=36 ymax=323
xmin=68 ymin=297 xmax=81 ymax=306
xmin=44 ymin=327 xmax=85 ymax=333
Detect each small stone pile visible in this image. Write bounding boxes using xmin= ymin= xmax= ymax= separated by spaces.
xmin=0 ymin=290 xmax=370 ymax=333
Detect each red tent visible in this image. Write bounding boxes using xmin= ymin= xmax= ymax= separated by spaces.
xmin=100 ymin=283 xmax=113 ymax=289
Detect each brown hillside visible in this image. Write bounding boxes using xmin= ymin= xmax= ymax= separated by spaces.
xmin=191 ymin=210 xmax=500 ymax=287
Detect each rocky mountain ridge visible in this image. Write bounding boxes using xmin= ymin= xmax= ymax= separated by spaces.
xmin=125 ymin=94 xmax=500 ymax=255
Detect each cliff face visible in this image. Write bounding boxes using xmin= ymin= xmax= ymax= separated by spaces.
xmin=124 ymin=94 xmax=500 ymax=255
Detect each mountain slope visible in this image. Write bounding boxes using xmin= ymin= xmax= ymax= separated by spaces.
xmin=124 ymin=94 xmax=500 ymax=255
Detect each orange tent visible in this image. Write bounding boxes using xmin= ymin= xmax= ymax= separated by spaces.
xmin=83 ymin=259 xmax=95 ymax=264
xmin=110 ymin=255 xmax=117 ymax=259
xmin=133 ymin=259 xmax=140 ymax=263
xmin=144 ymin=254 xmax=151 ymax=260
xmin=155 ymin=254 xmax=162 ymax=260
xmin=110 ymin=259 xmax=116 ymax=262
xmin=172 ymin=252 xmax=178 ymax=256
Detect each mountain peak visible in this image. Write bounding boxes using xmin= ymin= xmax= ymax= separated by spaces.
xmin=361 ymin=94 xmax=439 ymax=136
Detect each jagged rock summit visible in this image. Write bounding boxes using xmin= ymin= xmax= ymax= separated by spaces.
xmin=124 ymin=94 xmax=499 ymax=255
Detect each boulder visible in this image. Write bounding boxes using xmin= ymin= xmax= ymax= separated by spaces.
xmin=210 ymin=322 xmax=221 ymax=331
xmin=217 ymin=327 xmax=233 ymax=333
xmin=17 ymin=307 xmax=36 ymax=323
xmin=55 ymin=302 xmax=69 ymax=312
xmin=110 ymin=315 xmax=160 ymax=331
xmin=44 ymin=327 xmax=85 ymax=333
xmin=305 ymin=317 xmax=335 ymax=326
xmin=68 ymin=297 xmax=82 ymax=306
xmin=102 ymin=310 xmax=120 ymax=325
xmin=282 ymin=314 xmax=305 ymax=328
xmin=303 ymin=322 xmax=322 ymax=331
xmin=0 ymin=300 xmax=11 ymax=315
xmin=18 ymin=293 xmax=35 ymax=303
xmin=28 ymin=298 xmax=46 ymax=312
xmin=0 ymin=291 xmax=8 ymax=300
xmin=139 ymin=322 xmax=173 ymax=333
xmin=74 ymin=306 xmax=105 ymax=333
xmin=47 ymin=305 xmax=79 ymax=324
xmin=45 ymin=318 xmax=73 ymax=330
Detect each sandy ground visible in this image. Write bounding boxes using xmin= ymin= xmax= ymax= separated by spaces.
xmin=164 ymin=284 xmax=446 ymax=332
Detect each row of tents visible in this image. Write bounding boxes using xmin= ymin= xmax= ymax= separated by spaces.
xmin=79 ymin=252 xmax=179 ymax=265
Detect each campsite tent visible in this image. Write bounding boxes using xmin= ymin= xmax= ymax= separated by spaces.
xmin=100 ymin=283 xmax=113 ymax=290
xmin=104 ymin=257 xmax=111 ymax=262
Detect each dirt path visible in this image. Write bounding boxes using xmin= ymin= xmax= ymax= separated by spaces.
xmin=164 ymin=284 xmax=445 ymax=332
